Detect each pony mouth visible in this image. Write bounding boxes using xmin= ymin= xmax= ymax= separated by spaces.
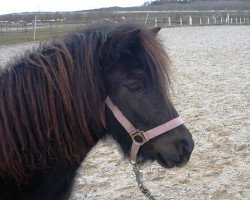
xmin=156 ymin=156 xmax=176 ymax=168
xmin=156 ymin=153 xmax=188 ymax=168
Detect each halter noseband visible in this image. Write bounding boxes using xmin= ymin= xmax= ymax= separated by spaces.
xmin=105 ymin=97 xmax=184 ymax=162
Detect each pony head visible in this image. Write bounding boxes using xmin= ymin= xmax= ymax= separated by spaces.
xmin=99 ymin=23 xmax=194 ymax=167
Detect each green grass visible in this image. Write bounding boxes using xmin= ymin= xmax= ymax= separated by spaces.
xmin=0 ymin=26 xmax=84 ymax=45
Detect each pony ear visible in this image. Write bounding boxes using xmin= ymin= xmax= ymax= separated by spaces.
xmin=151 ymin=27 xmax=161 ymax=35
xmin=127 ymin=29 xmax=140 ymax=39
xmin=118 ymin=29 xmax=140 ymax=49
xmin=103 ymin=29 xmax=140 ymax=62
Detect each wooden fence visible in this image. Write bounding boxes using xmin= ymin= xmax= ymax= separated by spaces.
xmin=1 ymin=12 xmax=250 ymax=33
xmin=152 ymin=15 xmax=250 ymax=26
xmin=0 ymin=11 xmax=249 ymax=44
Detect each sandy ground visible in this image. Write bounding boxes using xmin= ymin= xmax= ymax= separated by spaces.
xmin=0 ymin=26 xmax=249 ymax=200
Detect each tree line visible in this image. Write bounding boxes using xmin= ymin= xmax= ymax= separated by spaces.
xmin=144 ymin=0 xmax=248 ymax=6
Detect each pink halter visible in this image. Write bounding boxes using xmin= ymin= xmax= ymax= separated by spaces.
xmin=105 ymin=97 xmax=184 ymax=162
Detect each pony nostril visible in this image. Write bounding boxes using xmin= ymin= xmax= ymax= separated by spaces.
xmin=181 ymin=139 xmax=189 ymax=146
xmin=177 ymin=139 xmax=192 ymax=160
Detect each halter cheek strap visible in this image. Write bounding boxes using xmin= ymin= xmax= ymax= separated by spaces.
xmin=105 ymin=97 xmax=184 ymax=162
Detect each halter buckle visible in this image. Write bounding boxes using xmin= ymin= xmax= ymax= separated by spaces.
xmin=132 ymin=130 xmax=147 ymax=145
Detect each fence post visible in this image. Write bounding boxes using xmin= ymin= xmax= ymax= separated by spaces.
xmin=168 ymin=17 xmax=171 ymax=26
xmin=180 ymin=18 xmax=183 ymax=26
xmin=214 ymin=17 xmax=216 ymax=24
xmin=200 ymin=18 xmax=202 ymax=26
xmin=165 ymin=13 xmax=168 ymax=26
xmin=243 ymin=17 xmax=246 ymax=24
xmin=235 ymin=18 xmax=238 ymax=24
xmin=145 ymin=13 xmax=149 ymax=24
xmin=207 ymin=18 xmax=210 ymax=25
xmin=189 ymin=16 xmax=192 ymax=26
xmin=231 ymin=18 xmax=233 ymax=24
xmin=33 ymin=15 xmax=37 ymax=41
xmin=155 ymin=18 xmax=157 ymax=27
xmin=240 ymin=18 xmax=242 ymax=24
xmin=226 ymin=14 xmax=229 ymax=23
xmin=221 ymin=17 xmax=223 ymax=24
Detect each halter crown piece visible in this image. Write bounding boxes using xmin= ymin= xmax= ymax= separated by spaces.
xmin=105 ymin=97 xmax=184 ymax=162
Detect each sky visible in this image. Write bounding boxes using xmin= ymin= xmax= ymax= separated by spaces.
xmin=0 ymin=0 xmax=146 ymax=15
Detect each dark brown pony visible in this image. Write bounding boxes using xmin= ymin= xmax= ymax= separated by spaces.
xmin=0 ymin=23 xmax=194 ymax=200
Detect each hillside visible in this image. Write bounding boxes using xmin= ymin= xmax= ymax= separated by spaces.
xmin=0 ymin=0 xmax=249 ymax=23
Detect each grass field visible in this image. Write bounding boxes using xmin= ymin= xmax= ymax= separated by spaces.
xmin=0 ymin=26 xmax=84 ymax=45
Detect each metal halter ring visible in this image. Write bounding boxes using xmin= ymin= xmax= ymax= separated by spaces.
xmin=132 ymin=130 xmax=147 ymax=145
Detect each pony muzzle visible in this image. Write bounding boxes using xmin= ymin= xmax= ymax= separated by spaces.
xmin=105 ymin=97 xmax=184 ymax=162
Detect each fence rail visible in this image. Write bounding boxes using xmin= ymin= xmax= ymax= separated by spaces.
xmin=153 ymin=15 xmax=250 ymax=26
xmin=1 ymin=15 xmax=249 ymax=33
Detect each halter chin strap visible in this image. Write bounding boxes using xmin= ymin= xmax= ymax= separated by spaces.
xmin=105 ymin=97 xmax=184 ymax=162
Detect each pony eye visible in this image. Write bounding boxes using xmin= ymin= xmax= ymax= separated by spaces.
xmin=126 ymin=82 xmax=142 ymax=93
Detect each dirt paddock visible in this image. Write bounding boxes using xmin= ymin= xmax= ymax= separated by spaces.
xmin=0 ymin=26 xmax=249 ymax=200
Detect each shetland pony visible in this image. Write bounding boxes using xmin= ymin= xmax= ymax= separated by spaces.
xmin=0 ymin=23 xmax=194 ymax=200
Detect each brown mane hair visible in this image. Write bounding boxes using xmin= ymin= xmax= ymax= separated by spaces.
xmin=0 ymin=23 xmax=171 ymax=182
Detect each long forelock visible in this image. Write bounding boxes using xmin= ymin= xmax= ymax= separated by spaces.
xmin=138 ymin=28 xmax=172 ymax=99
